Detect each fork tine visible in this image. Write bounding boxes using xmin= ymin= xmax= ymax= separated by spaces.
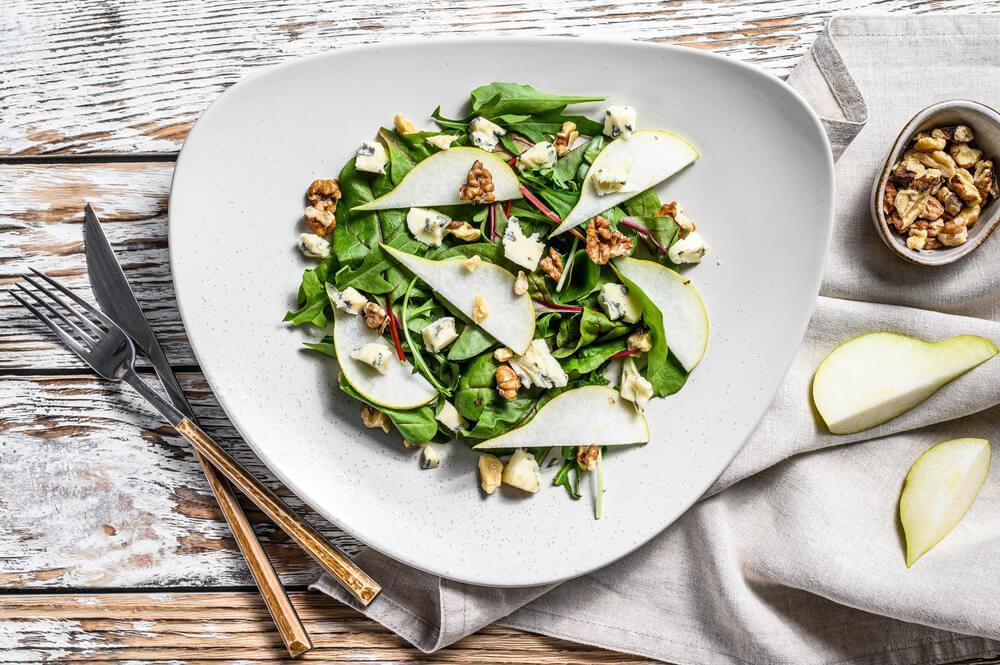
xmin=18 ymin=275 xmax=104 ymax=337
xmin=14 ymin=277 xmax=99 ymax=346
xmin=11 ymin=291 xmax=90 ymax=359
xmin=28 ymin=267 xmax=116 ymax=328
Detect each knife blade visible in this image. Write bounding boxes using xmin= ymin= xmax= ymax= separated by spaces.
xmin=82 ymin=203 xmax=193 ymax=418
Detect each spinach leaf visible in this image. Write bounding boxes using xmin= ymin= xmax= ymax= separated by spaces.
xmin=471 ymin=83 xmax=604 ymax=116
xmin=582 ymin=135 xmax=606 ymax=164
xmin=464 ymin=395 xmax=536 ymax=440
xmin=500 ymin=109 xmax=603 ymax=142
xmin=645 ymin=216 xmax=680 ymax=253
xmin=623 ymin=189 xmax=662 ymax=218
xmin=447 ymin=325 xmax=495 ymax=361
xmin=284 ymin=259 xmax=332 ymax=327
xmin=334 ymin=159 xmax=380 ymax=266
xmin=553 ymin=308 xmax=628 ymax=358
xmin=612 ymin=265 xmax=689 ymax=397
xmin=372 ymin=172 xmax=407 ymax=242
xmin=454 ymin=355 xmax=497 ymax=420
xmin=534 ymin=186 xmax=578 ymax=220
xmin=339 ymin=375 xmax=438 ymax=443
xmin=561 ymin=338 xmax=626 ymax=374
xmin=551 ymin=140 xmax=589 ymax=189
xmin=426 ymin=242 xmax=504 ymax=263
xmin=560 ymin=250 xmax=603 ymax=302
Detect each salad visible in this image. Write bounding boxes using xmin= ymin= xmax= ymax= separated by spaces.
xmin=286 ymin=83 xmax=709 ymax=517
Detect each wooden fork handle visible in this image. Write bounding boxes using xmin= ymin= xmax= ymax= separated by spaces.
xmin=175 ymin=418 xmax=381 ymax=606
xmin=195 ymin=452 xmax=312 ymax=657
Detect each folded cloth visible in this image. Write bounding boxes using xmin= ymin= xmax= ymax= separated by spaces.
xmin=315 ymin=16 xmax=1000 ymax=664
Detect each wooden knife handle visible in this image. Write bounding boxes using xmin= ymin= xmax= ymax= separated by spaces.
xmin=195 ymin=452 xmax=312 ymax=657
xmin=175 ymin=418 xmax=381 ymax=606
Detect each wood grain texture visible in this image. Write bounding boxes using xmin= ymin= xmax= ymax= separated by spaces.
xmin=0 ymin=591 xmax=660 ymax=663
xmin=0 ymin=163 xmax=191 ymax=369
xmin=0 ymin=371 xmax=355 ymax=588
xmin=3 ymin=0 xmax=997 ymax=156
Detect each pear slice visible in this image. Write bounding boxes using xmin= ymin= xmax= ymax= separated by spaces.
xmin=613 ymin=257 xmax=709 ymax=372
xmin=382 ymin=244 xmax=535 ymax=355
xmin=473 ymin=386 xmax=649 ymax=450
xmin=813 ymin=333 xmax=998 ymax=435
xmin=550 ymin=130 xmax=698 ymax=236
xmin=353 ymin=147 xmax=522 ymax=211
xmin=900 ymin=437 xmax=991 ymax=567
xmin=332 ymin=306 xmax=437 ymax=409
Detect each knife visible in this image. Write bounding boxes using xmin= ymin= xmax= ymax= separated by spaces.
xmin=82 ymin=203 xmax=315 ymax=657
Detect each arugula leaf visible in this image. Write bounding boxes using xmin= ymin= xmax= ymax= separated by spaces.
xmin=303 ymin=335 xmax=337 ymax=358
xmin=431 ymin=106 xmax=471 ymax=131
xmin=447 ymin=325 xmax=496 ymax=361
xmin=378 ymin=128 xmax=416 ymax=186
xmin=471 ymin=83 xmax=604 ymax=116
xmin=582 ymin=135 xmax=606 ymax=164
xmin=339 ymin=375 xmax=438 ymax=443
xmin=553 ymin=447 xmax=582 ymax=500
xmin=623 ymin=189 xmax=662 ymax=218
xmin=499 ymin=109 xmax=603 ymax=143
xmin=334 ymin=247 xmax=393 ymax=294
xmin=284 ymin=259 xmax=332 ymax=327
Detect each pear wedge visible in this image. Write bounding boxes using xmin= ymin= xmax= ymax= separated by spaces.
xmin=613 ymin=257 xmax=709 ymax=372
xmin=382 ymin=244 xmax=535 ymax=355
xmin=473 ymin=386 xmax=649 ymax=450
xmin=353 ymin=147 xmax=521 ymax=211
xmin=900 ymin=437 xmax=991 ymax=567
xmin=332 ymin=306 xmax=437 ymax=409
xmin=551 ymin=130 xmax=698 ymax=236
xmin=813 ymin=333 xmax=998 ymax=435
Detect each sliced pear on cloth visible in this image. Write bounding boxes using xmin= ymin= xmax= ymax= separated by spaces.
xmin=900 ymin=437 xmax=991 ymax=567
xmin=382 ymin=244 xmax=535 ymax=355
xmin=550 ymin=130 xmax=698 ymax=236
xmin=613 ymin=256 xmax=709 ymax=372
xmin=813 ymin=333 xmax=997 ymax=435
xmin=353 ymin=147 xmax=521 ymax=211
xmin=332 ymin=305 xmax=437 ymax=409
xmin=473 ymin=386 xmax=649 ymax=450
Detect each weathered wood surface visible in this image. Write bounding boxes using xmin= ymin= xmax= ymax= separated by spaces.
xmin=0 ymin=370 xmax=351 ymax=588
xmin=3 ymin=0 xmax=997 ymax=156
xmin=0 ymin=591 xmax=659 ymax=663
xmin=4 ymin=0 xmax=999 ymax=663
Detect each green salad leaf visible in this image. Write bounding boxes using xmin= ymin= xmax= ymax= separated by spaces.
xmin=471 ymin=83 xmax=604 ymax=116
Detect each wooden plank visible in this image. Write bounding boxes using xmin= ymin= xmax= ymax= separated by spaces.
xmin=3 ymin=0 xmax=996 ymax=156
xmin=0 ymin=591 xmax=658 ymax=663
xmin=0 ymin=162 xmax=192 ymax=369
xmin=0 ymin=371 xmax=355 ymax=588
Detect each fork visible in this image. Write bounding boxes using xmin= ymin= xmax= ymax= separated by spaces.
xmin=12 ymin=269 xmax=381 ymax=607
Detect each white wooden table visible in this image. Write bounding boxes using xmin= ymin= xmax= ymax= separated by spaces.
xmin=2 ymin=1 xmax=997 ymax=662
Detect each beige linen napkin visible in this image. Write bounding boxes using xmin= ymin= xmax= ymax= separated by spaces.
xmin=315 ymin=16 xmax=1000 ymax=664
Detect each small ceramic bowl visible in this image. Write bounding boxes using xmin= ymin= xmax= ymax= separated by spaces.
xmin=871 ymin=100 xmax=1000 ymax=267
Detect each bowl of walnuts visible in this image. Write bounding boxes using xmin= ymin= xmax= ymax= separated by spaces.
xmin=872 ymin=100 xmax=1000 ymax=266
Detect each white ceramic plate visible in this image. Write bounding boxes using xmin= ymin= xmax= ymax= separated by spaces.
xmin=170 ymin=38 xmax=833 ymax=587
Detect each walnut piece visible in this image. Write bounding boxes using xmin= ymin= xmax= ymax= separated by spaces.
xmin=458 ymin=160 xmax=496 ymax=205
xmin=362 ymin=302 xmax=389 ymax=334
xmin=892 ymin=189 xmax=928 ymax=231
xmin=496 ymin=365 xmax=521 ymax=400
xmin=576 ymin=445 xmax=599 ymax=472
xmin=950 ymin=143 xmax=983 ymax=168
xmin=304 ymin=178 xmax=341 ymax=237
xmin=973 ymin=160 xmax=996 ymax=200
xmin=513 ymin=270 xmax=528 ymax=296
xmin=472 ymin=295 xmax=489 ymax=323
xmin=952 ymin=204 xmax=981 ymax=228
xmin=883 ymin=181 xmax=898 ymax=217
xmin=538 ymin=247 xmax=564 ymax=282
xmin=919 ymin=195 xmax=944 ymax=221
xmin=360 ymin=405 xmax=391 ymax=434
xmin=949 ymin=169 xmax=982 ymax=205
xmin=553 ymin=121 xmax=579 ymax=157
xmin=938 ymin=224 xmax=969 ymax=247
xmin=586 ymin=215 xmax=634 ymax=265
xmin=656 ymin=201 xmax=696 ymax=235
xmin=462 ymin=255 xmax=482 ymax=272
xmin=447 ymin=220 xmax=481 ymax=242
xmin=936 ymin=185 xmax=964 ymax=217
xmin=478 ymin=454 xmax=503 ymax=495
xmin=494 ymin=347 xmax=514 ymax=362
